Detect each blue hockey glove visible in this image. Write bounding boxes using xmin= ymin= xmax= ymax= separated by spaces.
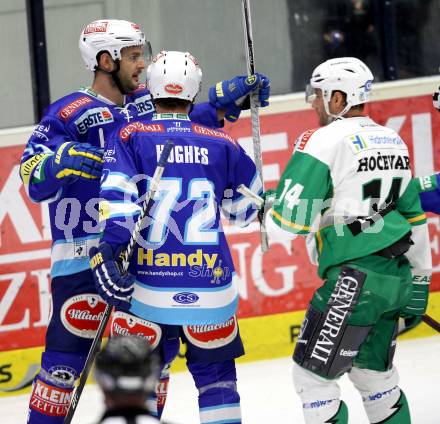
xmin=90 ymin=242 xmax=135 ymax=309
xmin=209 ymin=73 xmax=270 ymax=122
xmin=418 ymin=173 xmax=440 ymax=214
xmin=51 ymin=142 xmax=104 ymax=184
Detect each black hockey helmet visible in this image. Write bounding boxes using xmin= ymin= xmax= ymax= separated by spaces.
xmin=94 ymin=335 xmax=159 ymax=395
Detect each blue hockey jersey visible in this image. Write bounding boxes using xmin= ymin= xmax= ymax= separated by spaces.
xmin=20 ymin=86 xmax=221 ymax=278
xmin=415 ymin=173 xmax=440 ymax=214
xmin=100 ymin=113 xmax=262 ymax=325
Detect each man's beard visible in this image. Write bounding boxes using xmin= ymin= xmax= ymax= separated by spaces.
xmin=120 ymin=74 xmax=139 ymax=93
xmin=319 ymin=113 xmax=335 ymax=126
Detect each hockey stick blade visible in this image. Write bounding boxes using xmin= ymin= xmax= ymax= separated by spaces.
xmin=64 ymin=140 xmax=174 ymax=424
xmin=422 ymin=314 xmax=440 ymax=333
xmin=237 ymin=184 xmax=272 ymax=251
xmin=237 ymin=184 xmax=263 ymax=208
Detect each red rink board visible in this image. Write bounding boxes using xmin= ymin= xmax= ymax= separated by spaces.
xmin=1 ymin=94 xmax=439 ymax=352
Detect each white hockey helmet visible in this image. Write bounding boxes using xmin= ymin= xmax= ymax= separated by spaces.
xmin=79 ymin=19 xmax=151 ymax=71
xmin=146 ymin=51 xmax=202 ymax=102
xmin=306 ymin=57 xmax=374 ymax=118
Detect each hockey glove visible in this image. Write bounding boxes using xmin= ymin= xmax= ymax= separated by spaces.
xmin=90 ymin=242 xmax=135 ymax=309
xmin=209 ymin=73 xmax=270 ymax=122
xmin=433 ymin=86 xmax=440 ymax=111
xmin=417 ymin=173 xmax=440 ymax=214
xmin=51 ymin=142 xmax=104 ymax=184
xmin=258 ymin=189 xmax=276 ymax=224
xmin=398 ymin=316 xmax=423 ymax=334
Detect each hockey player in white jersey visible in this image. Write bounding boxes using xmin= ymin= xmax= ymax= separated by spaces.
xmin=263 ymin=57 xmax=432 ymax=423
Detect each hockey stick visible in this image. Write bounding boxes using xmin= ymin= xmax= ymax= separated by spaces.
xmin=422 ymin=314 xmax=440 ymax=333
xmin=237 ymin=184 xmax=275 ymax=242
xmin=237 ymin=183 xmax=263 ymax=208
xmin=241 ymin=0 xmax=268 ymax=252
xmin=64 ymin=140 xmax=174 ymax=424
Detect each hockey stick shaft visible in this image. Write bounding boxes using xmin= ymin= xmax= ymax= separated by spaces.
xmin=121 ymin=141 xmax=174 ymax=271
xmin=422 ymin=313 xmax=440 ymax=332
xmin=63 ymin=306 xmax=111 ymax=423
xmin=64 ymin=140 xmax=174 ymax=423
xmin=241 ymin=0 xmax=268 ymax=252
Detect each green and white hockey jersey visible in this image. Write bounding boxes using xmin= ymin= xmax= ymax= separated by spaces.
xmin=266 ymin=116 xmax=431 ymax=279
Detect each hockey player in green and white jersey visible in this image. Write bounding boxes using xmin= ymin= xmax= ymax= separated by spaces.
xmin=264 ymin=58 xmax=432 ymax=423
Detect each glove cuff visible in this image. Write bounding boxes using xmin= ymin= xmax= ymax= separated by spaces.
xmin=224 ymin=104 xmax=242 ymax=122
xmin=40 ymin=153 xmax=66 ymax=189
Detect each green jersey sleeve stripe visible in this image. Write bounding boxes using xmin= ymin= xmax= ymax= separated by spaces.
xmin=270 ymin=209 xmax=311 ymax=234
xmin=407 ymin=213 xmax=427 ymax=226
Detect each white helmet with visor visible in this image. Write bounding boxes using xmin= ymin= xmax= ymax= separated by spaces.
xmin=79 ymin=19 xmax=152 ymax=71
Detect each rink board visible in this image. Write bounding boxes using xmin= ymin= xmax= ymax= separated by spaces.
xmin=1 ymin=78 xmax=440 ymax=397
xmin=1 ymin=291 xmax=439 ymax=397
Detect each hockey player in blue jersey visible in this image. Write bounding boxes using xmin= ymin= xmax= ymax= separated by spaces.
xmin=398 ymin=87 xmax=440 ymax=335
xmin=415 ymin=173 xmax=440 ymax=213
xmin=412 ymin=87 xmax=440 ymax=214
xmin=89 ymin=50 xmax=262 ymax=423
xmin=19 ymin=19 xmax=270 ymax=424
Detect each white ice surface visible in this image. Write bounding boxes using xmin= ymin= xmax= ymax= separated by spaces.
xmin=2 ymin=336 xmax=439 ymax=423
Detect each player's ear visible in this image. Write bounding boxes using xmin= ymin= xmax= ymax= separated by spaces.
xmin=332 ymin=90 xmax=343 ymax=105
xmin=97 ymin=51 xmax=115 ymax=72
xmin=331 ymin=90 xmax=347 ymax=110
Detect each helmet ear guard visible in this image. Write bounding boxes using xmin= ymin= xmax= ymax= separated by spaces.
xmin=308 ymin=57 xmax=374 ymax=118
xmin=146 ymin=51 xmax=202 ymax=102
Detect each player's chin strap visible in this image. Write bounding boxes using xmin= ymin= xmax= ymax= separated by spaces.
xmin=96 ymin=60 xmax=129 ymax=95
